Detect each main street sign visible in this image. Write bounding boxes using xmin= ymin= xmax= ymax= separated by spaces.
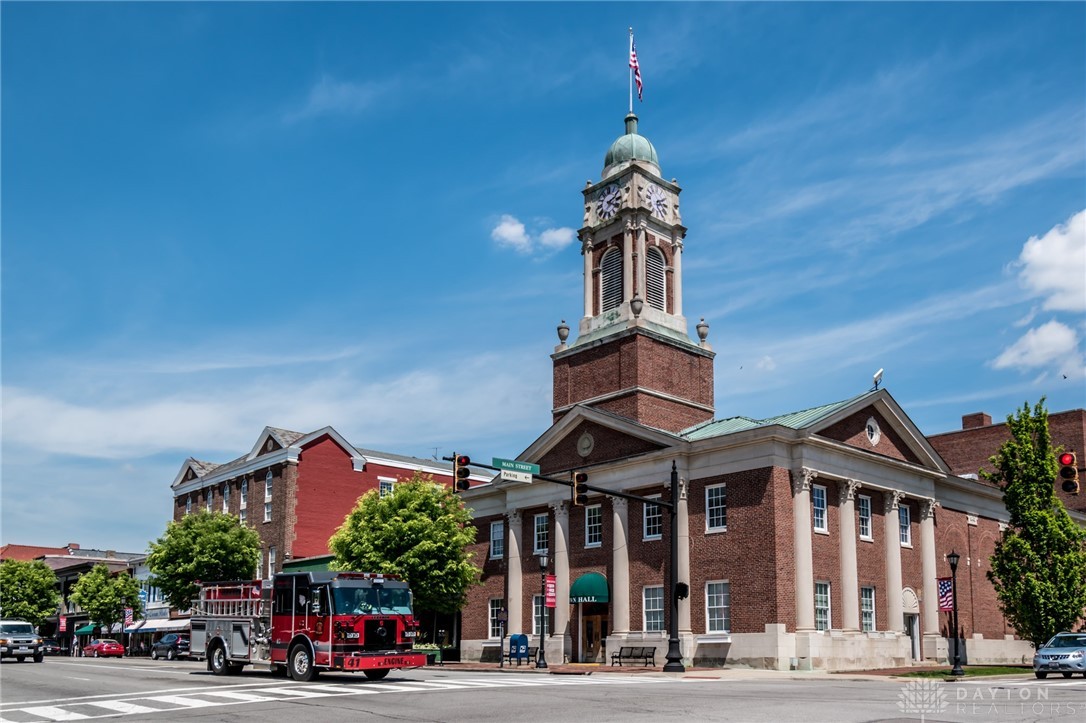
xmin=493 ymin=458 xmax=539 ymax=483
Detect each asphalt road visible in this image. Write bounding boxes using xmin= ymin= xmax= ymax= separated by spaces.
xmin=1 ymin=656 xmax=1083 ymax=722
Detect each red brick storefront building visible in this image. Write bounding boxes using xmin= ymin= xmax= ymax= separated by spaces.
xmin=453 ymin=112 xmax=1082 ymax=671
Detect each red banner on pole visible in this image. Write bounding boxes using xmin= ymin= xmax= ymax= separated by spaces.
xmin=545 ymin=574 xmax=557 ymax=608
xmin=59 ymin=616 xmax=67 ymax=632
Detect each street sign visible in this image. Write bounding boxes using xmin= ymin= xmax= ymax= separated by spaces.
xmin=492 ymin=458 xmax=540 ymax=475
xmin=500 ymin=469 xmax=533 ymax=483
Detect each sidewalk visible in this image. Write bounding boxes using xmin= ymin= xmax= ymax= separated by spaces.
xmin=421 ymin=660 xmax=900 ymax=681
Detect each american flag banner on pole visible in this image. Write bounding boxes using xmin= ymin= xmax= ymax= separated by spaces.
xmin=629 ymin=29 xmax=643 ymax=104
xmin=937 ymin=578 xmax=954 ymax=611
xmin=124 ymin=607 xmax=134 ymax=626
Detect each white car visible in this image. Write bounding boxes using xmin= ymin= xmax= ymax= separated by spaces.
xmin=1033 ymin=632 xmax=1086 ymax=679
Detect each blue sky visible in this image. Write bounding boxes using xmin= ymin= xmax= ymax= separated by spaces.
xmin=3 ymin=2 xmax=1084 ymax=554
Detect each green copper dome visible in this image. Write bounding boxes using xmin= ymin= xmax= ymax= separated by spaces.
xmin=603 ymin=113 xmax=659 ymax=173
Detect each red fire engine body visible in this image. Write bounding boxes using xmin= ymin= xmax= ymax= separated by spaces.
xmin=189 ymin=571 xmax=426 ymax=681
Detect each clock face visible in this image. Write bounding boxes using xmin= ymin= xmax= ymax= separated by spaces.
xmin=646 ymin=184 xmax=669 ymax=218
xmin=596 ymin=184 xmax=621 ymax=221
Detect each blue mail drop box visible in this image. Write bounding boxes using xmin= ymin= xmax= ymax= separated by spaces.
xmin=508 ymin=634 xmax=529 ymax=664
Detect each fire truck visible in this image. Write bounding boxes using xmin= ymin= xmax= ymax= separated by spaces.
xmin=189 ymin=571 xmax=426 ymax=681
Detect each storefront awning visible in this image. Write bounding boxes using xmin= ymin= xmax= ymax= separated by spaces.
xmin=74 ymin=623 xmax=97 ymax=635
xmin=140 ymin=618 xmax=190 ymax=634
xmin=124 ymin=620 xmax=144 ymax=633
xmin=570 ymin=572 xmax=609 ymax=604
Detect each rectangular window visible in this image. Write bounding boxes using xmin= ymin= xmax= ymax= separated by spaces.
xmin=815 ymin=581 xmax=831 ymax=631
xmin=643 ymin=495 xmax=662 ymax=540
xmin=812 ymin=484 xmax=827 ymax=532
xmin=264 ymin=471 xmax=273 ymax=523
xmin=378 ymin=477 xmax=395 ymax=498
xmin=858 ymin=495 xmax=872 ymax=540
xmin=240 ymin=478 xmax=248 ymax=506
xmin=533 ymin=594 xmax=546 ymax=636
xmin=861 ymin=587 xmax=876 ymax=632
xmin=899 ymin=505 xmax=911 ymax=545
xmin=643 ymin=586 xmax=665 ymax=632
xmin=585 ymin=505 xmax=602 ymax=547
xmin=206 ymin=488 xmax=214 ymax=513
xmin=268 ymin=546 xmax=276 ymax=578
xmin=706 ymin=581 xmax=731 ymax=633
xmin=257 ymin=550 xmax=264 ymax=580
xmin=489 ymin=599 xmax=505 ymax=639
xmin=185 ymin=496 xmax=192 ymax=515
xmin=239 ymin=507 xmax=247 ymax=525
xmin=490 ymin=521 xmax=505 ymax=559
xmin=534 ymin=513 xmax=549 ymax=554
xmin=222 ymin=484 xmax=230 ymax=513
xmin=706 ymin=484 xmax=727 ymax=532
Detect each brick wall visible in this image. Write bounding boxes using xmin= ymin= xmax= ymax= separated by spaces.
xmin=821 ymin=409 xmax=923 ymax=465
xmin=537 ymin=420 xmax=666 ymax=475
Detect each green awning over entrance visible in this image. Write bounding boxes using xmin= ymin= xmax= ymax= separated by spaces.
xmin=73 ymin=623 xmax=97 ymax=635
xmin=570 ymin=572 xmax=609 ymax=604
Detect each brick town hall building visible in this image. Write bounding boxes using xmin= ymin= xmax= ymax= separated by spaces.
xmin=453 ymin=111 xmax=1079 ymax=671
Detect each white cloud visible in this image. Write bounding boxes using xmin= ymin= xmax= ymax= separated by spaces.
xmin=1016 ymin=209 xmax=1086 ymax=313
xmin=992 ymin=320 xmax=1084 ymax=378
xmin=490 ymin=214 xmax=575 ymax=255
xmin=282 ymin=74 xmax=391 ymax=124
xmin=756 ymin=355 xmax=776 ymax=371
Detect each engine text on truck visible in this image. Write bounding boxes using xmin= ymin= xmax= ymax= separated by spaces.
xmin=189 ymin=571 xmax=426 ymax=681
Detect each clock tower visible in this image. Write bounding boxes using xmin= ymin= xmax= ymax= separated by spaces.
xmin=552 ymin=113 xmax=715 ymax=433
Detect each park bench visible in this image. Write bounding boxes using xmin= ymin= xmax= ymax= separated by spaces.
xmin=502 ymin=645 xmax=538 ymax=666
xmin=610 ymin=646 xmax=656 ymax=667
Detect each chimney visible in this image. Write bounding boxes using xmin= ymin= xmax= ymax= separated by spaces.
xmin=962 ymin=413 xmax=992 ymax=430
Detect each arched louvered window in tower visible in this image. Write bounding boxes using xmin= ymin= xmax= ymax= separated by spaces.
xmin=600 ymin=248 xmax=623 ymax=312
xmin=646 ymin=246 xmax=666 ymax=311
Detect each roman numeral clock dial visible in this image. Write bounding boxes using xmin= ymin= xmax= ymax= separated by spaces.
xmin=646 ymin=183 xmax=669 ymax=218
xmin=596 ymin=184 xmax=621 ymax=221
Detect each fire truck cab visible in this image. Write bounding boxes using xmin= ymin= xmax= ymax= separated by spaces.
xmin=190 ymin=571 xmax=426 ymax=681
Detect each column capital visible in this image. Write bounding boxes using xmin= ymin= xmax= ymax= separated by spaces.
xmin=612 ymin=496 xmax=628 ymax=514
xmin=550 ymin=500 xmax=569 ymax=519
xmin=842 ymin=479 xmax=863 ymax=503
xmin=792 ymin=467 xmax=818 ymax=495
xmin=920 ymin=498 xmax=939 ymax=521
xmin=508 ymin=510 xmax=522 ymax=525
xmin=884 ymin=490 xmax=904 ymax=514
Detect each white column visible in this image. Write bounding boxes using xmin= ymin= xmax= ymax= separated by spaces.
xmin=671 ymin=236 xmax=683 ymax=317
xmin=884 ymin=492 xmax=905 ymax=633
xmin=622 ymin=221 xmax=634 ymax=303
xmin=677 ymin=476 xmax=691 ymax=634
xmin=920 ymin=499 xmax=939 ymax=636
xmin=551 ymin=501 xmax=571 ymax=637
xmin=582 ymin=238 xmax=593 ymax=318
xmin=636 ymin=224 xmax=646 ymax=303
xmin=611 ymin=498 xmax=630 ymax=634
xmin=839 ymin=480 xmax=861 ymax=632
xmin=793 ymin=468 xmax=817 ymax=631
xmin=507 ymin=511 xmax=523 ymax=635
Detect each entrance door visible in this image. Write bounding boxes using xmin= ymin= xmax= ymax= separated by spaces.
xmin=905 ymin=614 xmax=921 ymax=660
xmin=581 ymin=615 xmax=606 ymax=662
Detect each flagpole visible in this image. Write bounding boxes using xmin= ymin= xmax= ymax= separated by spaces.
xmin=628 ymin=27 xmax=634 ymax=113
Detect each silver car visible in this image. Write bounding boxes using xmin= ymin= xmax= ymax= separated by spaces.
xmin=1033 ymin=632 xmax=1086 ymax=679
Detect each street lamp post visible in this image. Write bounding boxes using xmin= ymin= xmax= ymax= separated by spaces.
xmin=947 ymin=550 xmax=964 ymax=677
xmin=536 ymin=554 xmax=548 ymax=669
xmin=663 ymin=462 xmax=684 ymax=672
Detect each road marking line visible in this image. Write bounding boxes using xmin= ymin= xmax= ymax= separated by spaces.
xmin=305 ymin=684 xmax=376 ymax=694
xmin=21 ymin=706 xmax=90 ymax=721
xmin=83 ymin=701 xmax=160 ymax=715
xmin=199 ymin=691 xmax=279 ymax=702
xmin=145 ymin=695 xmax=220 ymax=708
xmin=0 ymin=680 xmax=287 ymax=709
xmin=257 ymin=686 xmax=335 ymax=698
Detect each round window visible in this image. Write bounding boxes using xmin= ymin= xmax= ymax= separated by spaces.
xmin=866 ymin=417 xmax=881 ymax=446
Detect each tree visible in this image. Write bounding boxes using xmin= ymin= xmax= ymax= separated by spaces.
xmin=984 ymin=399 xmax=1086 ymax=648
xmin=69 ymin=564 xmax=142 ymax=632
xmin=328 ymin=472 xmax=480 ymax=614
xmin=0 ymin=560 xmax=60 ymax=627
xmin=147 ymin=511 xmax=261 ymax=611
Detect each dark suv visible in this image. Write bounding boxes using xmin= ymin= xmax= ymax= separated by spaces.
xmin=0 ymin=620 xmax=44 ymax=663
xmin=150 ymin=633 xmax=190 ymax=660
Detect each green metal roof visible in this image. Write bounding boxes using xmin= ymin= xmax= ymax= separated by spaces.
xmin=682 ymin=390 xmax=880 ymax=442
xmin=604 ymin=113 xmax=659 ymax=171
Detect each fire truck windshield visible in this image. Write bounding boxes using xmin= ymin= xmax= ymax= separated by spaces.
xmin=332 ymin=586 xmax=412 ymax=616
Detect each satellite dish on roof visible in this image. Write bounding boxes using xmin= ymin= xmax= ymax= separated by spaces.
xmin=872 ymin=368 xmax=884 ymax=390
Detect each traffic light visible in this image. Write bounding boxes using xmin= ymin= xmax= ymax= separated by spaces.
xmin=452 ymin=454 xmax=471 ymax=492
xmin=1058 ymin=451 xmax=1079 ymax=494
xmin=573 ymin=472 xmax=588 ymax=506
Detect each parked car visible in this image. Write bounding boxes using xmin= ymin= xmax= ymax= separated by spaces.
xmin=1033 ymin=632 xmax=1086 ymax=678
xmin=150 ymin=634 xmax=190 ymax=660
xmin=0 ymin=620 xmax=44 ymax=663
xmin=41 ymin=639 xmax=62 ymax=656
xmin=83 ymin=639 xmax=125 ymax=658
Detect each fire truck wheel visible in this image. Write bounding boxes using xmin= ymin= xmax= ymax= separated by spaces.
xmin=363 ymin=669 xmax=389 ymax=681
xmin=209 ymin=644 xmax=230 ymax=676
xmin=289 ymin=644 xmax=319 ymax=682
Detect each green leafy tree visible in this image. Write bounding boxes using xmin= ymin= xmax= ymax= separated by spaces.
xmin=984 ymin=399 xmax=1086 ymax=648
xmin=0 ymin=560 xmax=60 ymax=627
xmin=328 ymin=472 xmax=480 ymax=614
xmin=147 ymin=511 xmax=261 ymax=611
xmin=69 ymin=564 xmax=143 ymax=632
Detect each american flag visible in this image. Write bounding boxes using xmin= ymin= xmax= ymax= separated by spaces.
xmin=937 ymin=578 xmax=954 ymax=611
xmin=124 ymin=607 xmax=133 ymax=626
xmin=629 ymin=34 xmax=643 ymax=102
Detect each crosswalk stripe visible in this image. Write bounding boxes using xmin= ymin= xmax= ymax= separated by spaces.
xmin=145 ymin=695 xmax=221 ymax=708
xmin=257 ymin=686 xmax=336 ymax=698
xmin=20 ymin=707 xmax=89 ymax=721
xmin=200 ymin=690 xmax=280 ymax=702
xmin=83 ymin=700 xmax=161 ymax=715
xmin=304 ymin=684 xmax=376 ymax=694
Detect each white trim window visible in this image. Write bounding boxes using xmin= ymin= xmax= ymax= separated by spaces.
xmin=489 ymin=599 xmax=505 ymax=639
xmin=185 ymin=496 xmax=192 ymax=516
xmin=706 ymin=484 xmax=727 ymax=532
xmin=706 ymin=581 xmax=731 ymax=633
xmin=533 ymin=595 xmax=546 ymax=636
xmin=378 ymin=477 xmax=395 ymax=498
xmin=533 ymin=513 xmax=549 ymax=555
xmin=222 ymin=484 xmax=230 ymax=513
xmin=899 ymin=504 xmax=911 ymax=545
xmin=812 ymin=484 xmax=827 ymax=533
xmin=240 ymin=478 xmax=248 ymax=524
xmin=489 ymin=521 xmax=505 ymax=560
xmin=860 ymin=586 xmax=876 ymax=632
xmin=257 ymin=550 xmax=264 ymax=580
xmin=267 ymin=546 xmax=276 ymax=578
xmin=206 ymin=487 xmax=214 ymax=513
xmin=264 ymin=470 xmax=273 ymax=523
xmin=858 ymin=494 xmax=872 ymax=540
xmin=585 ymin=505 xmax=602 ymax=547
xmin=815 ymin=581 xmax=831 ymax=631
xmin=643 ymin=495 xmax=662 ymax=540
xmin=643 ymin=586 xmax=665 ymax=632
